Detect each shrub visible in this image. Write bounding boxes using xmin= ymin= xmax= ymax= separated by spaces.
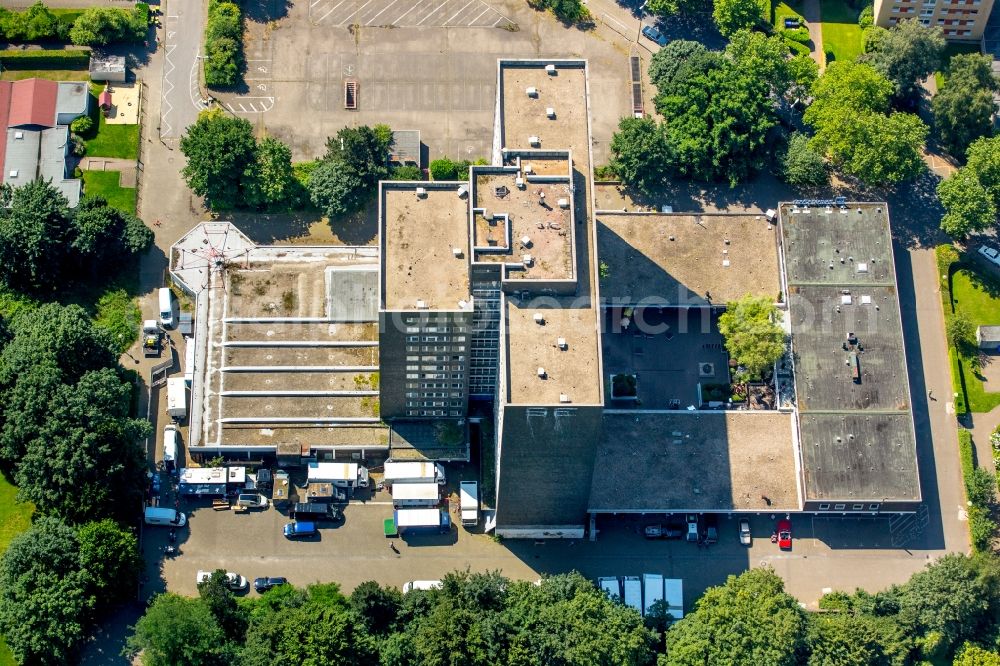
xmin=784 ymin=39 xmax=810 ymax=56
xmin=782 ymin=27 xmax=810 ymax=44
xmin=429 ymin=157 xmax=459 ymax=180
xmin=70 ymin=116 xmax=93 ymax=134
xmin=958 ymin=429 xmax=997 ymax=552
xmin=0 ymin=2 xmax=65 ymax=42
xmin=70 ymin=6 xmax=147 ymax=45
xmin=859 ymin=4 xmax=874 ymax=29
xmin=390 ymin=165 xmax=422 ymax=180
xmin=0 ymin=49 xmax=90 ymax=69
xmin=204 ymin=0 xmax=243 ymax=88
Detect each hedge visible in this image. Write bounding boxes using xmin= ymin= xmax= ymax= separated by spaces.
xmin=958 ymin=429 xmax=998 ymax=552
xmin=781 ymin=27 xmax=810 ymax=44
xmin=204 ymin=0 xmax=243 ymax=88
xmin=936 ymin=244 xmax=970 ymax=415
xmin=784 ymin=39 xmax=810 ymax=57
xmin=0 ymin=48 xmax=89 ymax=69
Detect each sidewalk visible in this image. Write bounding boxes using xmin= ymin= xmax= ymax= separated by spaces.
xmin=801 ymin=0 xmax=825 ymax=72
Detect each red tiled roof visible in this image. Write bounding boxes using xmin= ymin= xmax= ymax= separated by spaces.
xmin=8 ymin=78 xmax=57 ymax=128
xmin=0 ymin=82 xmax=12 ymax=180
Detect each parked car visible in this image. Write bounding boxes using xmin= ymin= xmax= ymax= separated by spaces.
xmin=253 ymin=576 xmax=288 ymax=593
xmin=644 ymin=523 xmax=684 ymax=540
xmin=979 ymin=245 xmax=1000 ymax=267
xmin=739 ymin=519 xmax=751 ymax=546
xmin=641 ymin=25 xmax=668 ymax=47
xmin=283 ymin=521 xmax=318 ymax=539
xmin=685 ymin=514 xmax=699 ymax=542
xmin=291 ymin=502 xmax=344 ymax=522
xmin=703 ymin=514 xmax=718 ymax=544
xmin=237 ymin=493 xmax=269 ymax=509
xmin=196 ymin=570 xmax=248 ymax=591
xmin=777 ymin=519 xmax=792 ymax=550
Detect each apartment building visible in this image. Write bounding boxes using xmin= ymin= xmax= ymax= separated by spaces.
xmin=875 ymin=0 xmax=994 ymax=40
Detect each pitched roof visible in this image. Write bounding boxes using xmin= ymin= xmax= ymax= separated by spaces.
xmin=0 ymin=82 xmax=11 ymax=178
xmin=8 ymin=79 xmax=57 ymax=128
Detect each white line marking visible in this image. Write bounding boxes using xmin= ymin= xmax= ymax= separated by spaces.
xmin=315 ymin=0 xmax=350 ymax=22
xmin=416 ymin=0 xmax=448 ymax=24
xmin=492 ymin=15 xmax=503 ymax=25
xmin=467 ymin=6 xmax=490 ymax=24
xmin=310 ymin=0 xmax=324 ymax=7
xmin=366 ymin=0 xmax=400 ymax=24
xmin=238 ymin=103 xmax=248 ymax=112
xmin=445 ymin=0 xmax=475 ymax=23
xmin=226 ymin=103 xmax=236 ymax=112
xmin=391 ymin=1 xmax=424 ymax=23
xmin=350 ymin=0 xmax=377 ymax=22
xmin=251 ymin=102 xmax=260 ymax=112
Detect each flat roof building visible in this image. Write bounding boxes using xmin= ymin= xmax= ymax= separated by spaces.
xmin=874 ymin=0 xmax=994 ymax=41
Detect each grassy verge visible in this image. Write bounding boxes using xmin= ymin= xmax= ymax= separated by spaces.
xmin=81 ymin=170 xmax=136 ymax=214
xmin=819 ymin=0 xmax=864 ymax=63
xmin=0 ymin=67 xmax=90 ymax=81
xmin=0 ymin=475 xmax=32 ymax=666
xmin=81 ymin=83 xmax=139 ymax=160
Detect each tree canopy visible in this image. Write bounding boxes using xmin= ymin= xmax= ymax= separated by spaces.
xmin=609 ymin=117 xmax=670 ymax=194
xmin=712 ymin=0 xmax=766 ymax=37
xmin=860 ymin=19 xmax=945 ymax=100
xmin=127 ymin=593 xmax=226 ymax=666
xmin=718 ymin=294 xmax=785 ymax=379
xmin=780 ymin=132 xmax=829 ymax=188
xmin=966 ymin=135 xmax=1000 ymax=205
xmin=937 ymin=168 xmax=997 ymax=238
xmin=645 ymin=0 xmax=701 ymax=18
xmin=647 ymin=41 xmax=708 ymax=93
xmin=180 ymin=108 xmax=259 ymax=209
xmin=933 ymin=54 xmax=999 ymax=159
xmin=308 ymin=125 xmax=392 ymax=218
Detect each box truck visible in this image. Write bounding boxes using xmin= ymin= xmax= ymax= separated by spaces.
xmin=643 ymin=573 xmax=664 ymax=617
xmin=664 ymin=578 xmax=684 ymax=621
xmin=599 ymin=577 xmax=622 ymax=602
xmin=306 ymin=462 xmax=369 ymax=488
xmin=623 ymin=576 xmax=642 ymax=613
xmin=394 ymin=508 xmax=450 ymax=535
xmin=391 ymin=482 xmax=440 ymax=508
xmin=166 ymin=377 xmax=187 ymax=420
xmin=383 ymin=461 xmax=446 ymax=485
xmin=459 ymin=481 xmax=479 ymax=527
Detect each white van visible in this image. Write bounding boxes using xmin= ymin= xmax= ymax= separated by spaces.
xmin=144 ymin=506 xmax=186 ymax=527
xmin=402 ymin=580 xmax=442 ymax=593
xmin=162 ymin=425 xmax=179 ymax=472
xmin=158 ymin=287 xmax=174 ymax=328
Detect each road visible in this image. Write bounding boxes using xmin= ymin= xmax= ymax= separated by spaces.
xmin=159 ymin=0 xmax=208 ymax=140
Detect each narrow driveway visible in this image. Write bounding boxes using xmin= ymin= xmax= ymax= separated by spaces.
xmin=159 ymin=0 xmax=207 ymax=139
xmin=802 ymin=0 xmax=825 ymax=71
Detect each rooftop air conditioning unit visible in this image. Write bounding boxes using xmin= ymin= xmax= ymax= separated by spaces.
xmin=515 ymin=176 xmax=525 ymax=188
xmin=8 ymin=170 xmax=17 ymax=178
xmin=533 ymin=313 xmax=545 ymax=324
xmin=545 ymin=64 xmax=556 ymax=75
xmin=559 ymin=394 xmax=570 ymax=403
xmin=537 ymin=367 xmax=547 ymax=378
xmin=524 ymin=164 xmax=533 ymax=174
xmin=526 ymin=87 xmax=538 ymax=97
xmin=415 ymin=187 xmax=427 ymax=198
xmin=482 ymin=210 xmax=493 ymax=221
xmin=557 ymin=337 xmax=567 ymax=350
xmin=522 ymin=254 xmax=533 ymax=266
xmin=529 ymin=136 xmax=540 ymax=147
xmin=452 ymin=247 xmax=462 ymax=258
xmin=456 ymin=185 xmax=468 ymax=198
xmin=546 ymin=107 xmax=555 ymax=118
xmin=521 ymin=235 xmax=532 ymax=247
xmin=416 ymin=300 xmax=427 ymax=309
xmin=13 ymin=131 xmax=22 ymax=140
xmin=557 ymin=198 xmax=569 ymax=209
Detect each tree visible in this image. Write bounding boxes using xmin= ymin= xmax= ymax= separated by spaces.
xmin=646 ymin=0 xmax=701 ymax=18
xmin=0 ymin=180 xmax=75 ymax=292
xmin=651 ymin=47 xmax=723 ymax=99
xmin=252 ymin=137 xmax=295 ymax=206
xmin=0 ymin=517 xmax=94 ymax=666
xmin=648 ymin=40 xmax=708 ymax=93
xmin=726 ymin=29 xmax=817 ymax=100
xmin=529 ymin=0 xmax=590 ymax=23
xmin=860 ymin=19 xmax=945 ymax=100
xmin=309 ymin=125 xmax=392 ymax=218
xmin=390 ymin=165 xmax=423 ymax=180
xmin=15 ymin=368 xmax=150 ymax=523
xmin=938 ymin=168 xmax=997 ymax=238
xmin=933 ymin=54 xmax=999 ymax=158
xmin=955 ymin=644 xmax=1000 ymax=666
xmin=180 ymin=108 xmax=259 ymax=208
xmin=967 ymin=136 xmax=1000 ymax=205
xmin=609 ymin=117 xmax=670 ymax=194
xmin=947 ymin=310 xmax=979 ymax=356
xmin=664 ymin=568 xmax=807 ymax=666
xmin=806 ymin=613 xmax=891 ymax=666
xmin=350 ymin=580 xmax=402 ymax=634
xmin=77 ymin=519 xmax=142 ymax=614
xmin=126 ymin=594 xmax=224 ymax=666
xmin=718 ymin=294 xmax=785 ymax=379
xmin=69 ymin=6 xmax=146 ymax=45
xmin=198 ymin=570 xmax=247 ymax=642
xmin=712 ymin=0 xmax=766 ymax=37
xmin=780 ymin=132 xmax=829 ymax=187
xmin=843 ymin=112 xmax=928 ymax=185
xmin=430 ymin=157 xmax=460 ymax=180
xmin=72 ymin=195 xmax=154 ymax=271
xmin=0 ymin=362 xmax=62 ymax=464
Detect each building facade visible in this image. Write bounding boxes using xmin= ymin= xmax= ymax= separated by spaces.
xmin=874 ymin=0 xmax=995 ymax=40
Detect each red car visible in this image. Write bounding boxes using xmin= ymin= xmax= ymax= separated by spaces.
xmin=777 ymin=519 xmax=792 ymax=550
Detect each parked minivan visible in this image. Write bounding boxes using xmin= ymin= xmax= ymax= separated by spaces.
xmin=158 ymin=287 xmax=173 ymax=328
xmin=162 ymin=425 xmax=179 ymax=473
xmin=283 ymin=521 xmax=317 ymax=539
xmin=237 ymin=494 xmax=269 ymax=509
xmin=144 ymin=506 xmax=186 ymax=527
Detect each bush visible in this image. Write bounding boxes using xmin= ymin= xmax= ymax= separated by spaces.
xmin=0 ymin=2 xmax=67 ymax=42
xmin=784 ymin=39 xmax=810 ymax=57
xmin=0 ymin=48 xmax=89 ymax=69
xmin=958 ymin=429 xmax=997 ymax=552
xmin=530 ymin=0 xmax=591 ymax=24
xmin=70 ymin=116 xmax=93 ymax=134
xmin=390 ymin=165 xmax=422 ymax=180
xmin=859 ymin=4 xmax=874 ymax=29
xmin=70 ymin=6 xmax=147 ymax=45
xmin=204 ymin=0 xmax=243 ymax=88
xmin=782 ymin=27 xmax=810 ymax=44
xmin=429 ymin=157 xmax=459 ymax=180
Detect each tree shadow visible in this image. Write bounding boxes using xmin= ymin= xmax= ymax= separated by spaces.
xmin=243 ymin=0 xmax=292 ymax=23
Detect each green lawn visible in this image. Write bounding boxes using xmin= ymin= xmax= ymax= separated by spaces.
xmin=950 ymin=268 xmax=1000 ymax=413
xmin=0 ymin=68 xmax=90 ymax=82
xmin=819 ymin=0 xmax=864 ymax=63
xmin=81 ymin=170 xmax=137 ymax=214
xmin=773 ymin=1 xmax=806 ymax=28
xmin=0 ymin=475 xmax=34 ymax=666
xmin=82 ymin=83 xmax=139 ymax=160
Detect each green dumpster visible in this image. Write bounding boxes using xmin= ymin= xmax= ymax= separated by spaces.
xmin=383 ymin=517 xmax=398 ymax=538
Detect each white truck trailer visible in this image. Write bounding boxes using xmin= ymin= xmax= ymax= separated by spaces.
xmin=599 ymin=577 xmax=622 ymax=602
xmin=643 ymin=573 xmax=664 ymax=617
xmin=383 ymin=461 xmax=446 ymax=485
xmin=391 ymin=482 xmax=440 ymax=508
xmin=459 ymin=481 xmax=479 ymax=527
xmin=307 ymin=462 xmax=369 ymax=489
xmin=623 ymin=576 xmax=642 ymax=613
xmin=166 ymin=377 xmax=187 ymax=420
xmin=664 ymin=578 xmax=684 ymax=621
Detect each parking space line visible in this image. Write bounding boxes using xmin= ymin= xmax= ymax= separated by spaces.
xmin=315 ymin=0 xmax=350 ymax=23
xmin=365 ymin=0 xmax=400 ymax=24
xmin=467 ymin=6 xmax=490 ymax=24
xmin=310 ymin=0 xmax=324 ymax=7
xmin=492 ymin=14 xmax=503 ymax=25
xmin=391 ymin=0 xmax=426 ymax=23
xmin=416 ymin=0 xmax=448 ymax=24
xmin=347 ymin=0 xmax=376 ymax=22
xmin=444 ymin=0 xmax=475 ymax=24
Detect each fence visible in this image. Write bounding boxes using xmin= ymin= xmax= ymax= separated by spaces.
xmin=135 ymin=79 xmax=148 ymax=218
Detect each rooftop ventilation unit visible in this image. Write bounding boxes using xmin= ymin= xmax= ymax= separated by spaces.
xmin=860 ymin=295 xmax=872 ymax=305
xmin=546 ymin=107 xmax=555 ymax=118
xmin=456 ymin=185 xmax=468 ymax=198
xmin=515 ymin=176 xmax=525 ymax=189
xmin=559 ymin=394 xmax=570 ymax=403
xmin=526 ymin=86 xmax=538 ymax=97
xmin=533 ymin=313 xmax=545 ymax=324
xmin=529 ymin=136 xmax=540 ymax=147
xmin=452 ymin=247 xmax=462 ymax=258
xmin=856 ymin=263 xmax=868 ymax=273
xmin=12 ymin=131 xmax=22 ymax=140
xmin=557 ymin=337 xmax=567 ymax=350
xmin=8 ymin=170 xmax=17 ymax=178
xmin=415 ymin=187 xmax=427 ymax=198
xmin=522 ymin=254 xmax=533 ymax=266
xmin=520 ymin=235 xmax=532 ymax=247
xmin=524 ymin=164 xmax=533 ymax=174
xmin=545 ymin=64 xmax=556 ymax=75
xmin=482 ymin=210 xmax=493 ymax=221
xmin=416 ymin=300 xmax=427 ymax=309
xmin=537 ymin=367 xmax=547 ymax=378
xmin=841 ymin=294 xmax=852 ymax=304
xmin=557 ymin=198 xmax=569 ymax=209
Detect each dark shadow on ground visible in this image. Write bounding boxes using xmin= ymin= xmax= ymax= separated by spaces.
xmin=244 ymin=0 xmax=291 ymax=23
xmin=78 ymin=602 xmax=143 ymax=666
xmin=656 ymin=11 xmax=725 ymax=50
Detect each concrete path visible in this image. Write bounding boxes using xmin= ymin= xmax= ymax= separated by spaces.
xmin=802 ymin=0 xmax=825 ymax=71
xmin=79 ymin=157 xmax=135 ymax=171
